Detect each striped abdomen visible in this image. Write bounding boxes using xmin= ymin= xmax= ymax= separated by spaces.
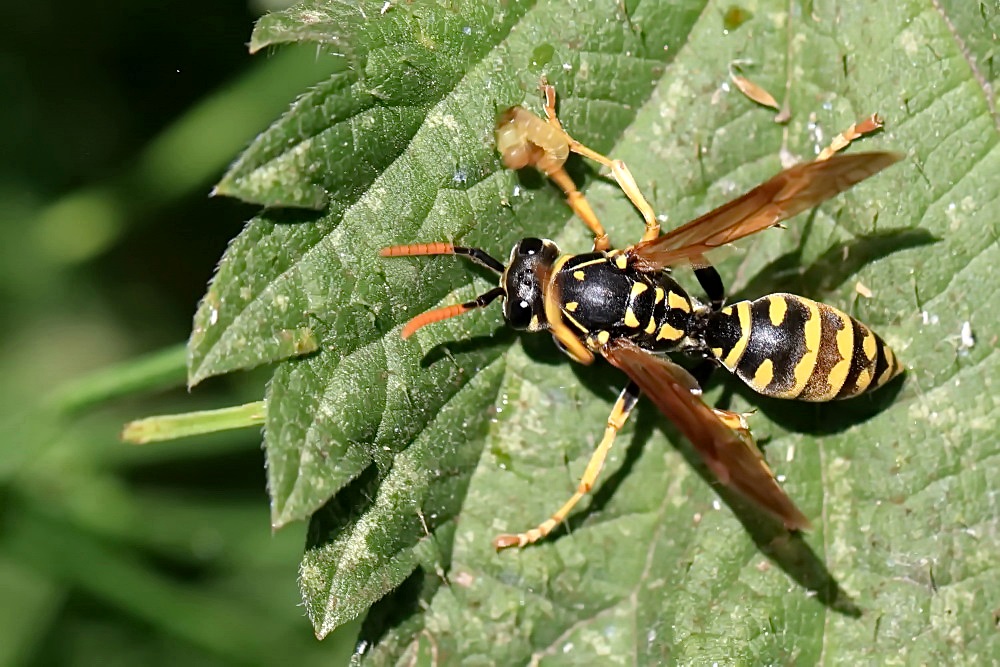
xmin=703 ymin=294 xmax=903 ymax=401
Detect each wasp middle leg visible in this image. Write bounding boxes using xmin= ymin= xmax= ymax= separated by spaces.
xmin=493 ymin=381 xmax=641 ymax=549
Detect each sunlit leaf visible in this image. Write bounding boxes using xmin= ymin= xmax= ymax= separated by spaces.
xmin=194 ymin=0 xmax=1000 ymax=661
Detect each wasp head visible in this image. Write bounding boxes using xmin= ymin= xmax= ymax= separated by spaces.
xmin=501 ymin=237 xmax=559 ymax=331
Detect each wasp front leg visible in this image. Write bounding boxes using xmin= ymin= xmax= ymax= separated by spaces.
xmin=497 ymin=84 xmax=662 ymax=250
xmin=539 ymin=84 xmax=661 ymax=244
xmin=493 ymin=381 xmax=640 ymax=549
xmin=497 ymin=98 xmax=612 ymax=252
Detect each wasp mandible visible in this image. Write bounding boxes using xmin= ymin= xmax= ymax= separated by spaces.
xmin=382 ymin=84 xmax=903 ymax=549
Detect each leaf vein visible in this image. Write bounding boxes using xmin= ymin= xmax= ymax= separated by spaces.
xmin=929 ymin=0 xmax=999 ymax=133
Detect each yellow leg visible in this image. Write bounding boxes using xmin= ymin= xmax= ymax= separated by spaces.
xmin=569 ymin=144 xmax=660 ymax=242
xmin=545 ymin=167 xmax=611 ymax=252
xmin=712 ymin=407 xmax=754 ymax=443
xmin=540 ymin=83 xmax=661 ymax=243
xmin=815 ymin=113 xmax=884 ymax=161
xmin=497 ymin=84 xmax=611 ymax=251
xmin=494 ymin=382 xmax=640 ymax=549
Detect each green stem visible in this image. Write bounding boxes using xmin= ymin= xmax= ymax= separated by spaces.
xmin=121 ymin=401 xmax=266 ymax=445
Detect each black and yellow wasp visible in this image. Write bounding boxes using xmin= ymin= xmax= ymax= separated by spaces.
xmin=382 ymin=85 xmax=904 ymax=549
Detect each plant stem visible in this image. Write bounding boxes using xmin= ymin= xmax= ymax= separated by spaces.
xmin=121 ymin=401 xmax=265 ymax=445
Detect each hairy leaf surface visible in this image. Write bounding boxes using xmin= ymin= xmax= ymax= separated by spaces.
xmin=191 ymin=0 xmax=999 ymax=661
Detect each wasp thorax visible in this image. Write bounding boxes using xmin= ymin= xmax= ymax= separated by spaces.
xmin=502 ymin=238 xmax=559 ymax=331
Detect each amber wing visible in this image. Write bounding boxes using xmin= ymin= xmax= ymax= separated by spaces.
xmin=603 ymin=339 xmax=811 ymax=530
xmin=628 ymin=152 xmax=902 ymax=270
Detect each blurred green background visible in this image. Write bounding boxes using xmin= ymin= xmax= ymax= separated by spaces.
xmin=0 ymin=1 xmax=354 ymax=664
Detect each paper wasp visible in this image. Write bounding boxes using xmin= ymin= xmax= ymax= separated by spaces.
xmin=381 ymin=85 xmax=903 ymax=549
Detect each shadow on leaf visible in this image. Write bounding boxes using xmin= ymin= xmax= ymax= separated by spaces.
xmin=420 ymin=328 xmax=515 ymax=368
xmin=649 ymin=406 xmax=862 ymax=617
xmin=723 ymin=497 xmax=863 ymax=618
xmin=742 ymin=374 xmax=906 ymax=436
xmin=535 ymin=381 xmax=862 ymax=617
xmin=261 ymin=206 xmax=327 ymax=226
xmin=303 ymin=464 xmax=458 ymax=641
xmin=734 ymin=227 xmax=937 ymax=302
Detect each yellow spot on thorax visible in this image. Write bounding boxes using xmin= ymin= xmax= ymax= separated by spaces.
xmin=656 ymin=322 xmax=684 ymax=341
xmin=768 ymin=297 xmax=787 ymax=326
xmin=624 ymin=308 xmax=641 ymax=328
xmin=565 ymin=301 xmax=579 ymax=312
xmin=668 ymin=291 xmax=690 ymax=312
xmin=573 ymin=270 xmax=585 ymax=281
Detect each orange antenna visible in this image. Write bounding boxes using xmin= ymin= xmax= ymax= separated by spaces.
xmin=380 ymin=243 xmax=505 ymax=273
xmin=381 ymin=242 xmax=457 ymax=257
xmin=401 ymin=287 xmax=505 ymax=339
xmin=381 ymin=242 xmax=507 ymax=338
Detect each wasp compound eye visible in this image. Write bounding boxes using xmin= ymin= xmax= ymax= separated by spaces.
xmin=516 ymin=237 xmax=544 ymax=255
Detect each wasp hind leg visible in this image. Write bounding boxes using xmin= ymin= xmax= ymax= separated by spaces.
xmin=712 ymin=407 xmax=756 ymax=445
xmin=688 ymin=358 xmax=753 ymax=441
xmin=815 ymin=113 xmax=884 ymax=162
xmin=493 ymin=381 xmax=641 ymax=550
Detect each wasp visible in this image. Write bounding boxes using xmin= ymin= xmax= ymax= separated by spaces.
xmin=381 ymin=85 xmax=904 ymax=549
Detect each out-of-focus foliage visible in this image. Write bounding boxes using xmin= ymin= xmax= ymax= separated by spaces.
xmin=0 ymin=1 xmax=355 ymax=664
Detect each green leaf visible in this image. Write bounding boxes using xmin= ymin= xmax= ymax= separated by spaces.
xmin=193 ymin=0 xmax=1000 ymax=660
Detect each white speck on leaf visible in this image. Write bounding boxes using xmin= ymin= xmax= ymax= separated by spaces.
xmin=959 ymin=321 xmax=975 ymax=349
